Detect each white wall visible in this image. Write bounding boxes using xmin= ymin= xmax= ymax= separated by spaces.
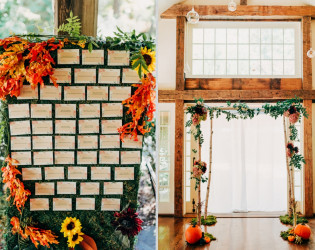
xmin=157 ymin=0 xmax=315 ymax=213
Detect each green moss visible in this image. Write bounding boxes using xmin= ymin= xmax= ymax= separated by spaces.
xmin=191 ymin=215 xmax=217 ymax=226
xmin=279 ymin=214 xmax=308 ymax=226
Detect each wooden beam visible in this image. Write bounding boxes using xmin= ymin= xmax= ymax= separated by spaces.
xmin=303 ymin=100 xmax=313 ymax=217
xmin=185 ymin=78 xmax=302 ymax=90
xmin=161 ymin=4 xmax=315 ymax=19
xmin=158 ymin=90 xmax=315 ymax=102
xmin=240 ymin=0 xmax=247 ymax=5
xmin=174 ymin=100 xmax=185 ymax=217
xmin=176 ymin=17 xmax=185 ymax=91
xmin=54 ymin=0 xmax=98 ymax=36
xmin=302 ymin=16 xmax=312 ymax=90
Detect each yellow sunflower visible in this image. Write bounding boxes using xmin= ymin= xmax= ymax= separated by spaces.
xmin=132 ymin=47 xmax=156 ymax=75
xmin=67 ymin=231 xmax=84 ymax=248
xmin=60 ymin=217 xmax=82 ymax=237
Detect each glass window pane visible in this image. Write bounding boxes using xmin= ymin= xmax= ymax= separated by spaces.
xmin=294 ymin=171 xmax=301 ymax=186
xmin=284 ymin=29 xmax=295 ymax=44
xmin=227 ymin=29 xmax=238 ymax=44
xmin=192 ymin=44 xmax=203 ymax=59
xmin=238 ymin=45 xmax=249 ymax=59
xmin=250 ymin=45 xmax=260 ymax=59
xmin=273 ymin=45 xmax=284 ymax=60
xmin=204 ymin=28 xmax=215 ymax=43
xmin=284 ymin=60 xmax=295 ymax=75
xmin=160 ymin=111 xmax=169 ymax=125
xmin=186 ymin=172 xmax=191 ymax=187
xmin=261 ymin=29 xmax=272 ymax=44
xmin=284 ymin=45 xmax=295 ymax=59
xmin=192 ymin=60 xmax=203 ymax=75
xmin=186 ymin=157 xmax=191 ymax=171
xmin=238 ymin=60 xmax=249 ymax=75
xmin=186 ymin=187 xmax=191 ymax=202
xmin=238 ymin=29 xmax=249 ymax=43
xmin=159 ymin=157 xmax=170 ymax=171
xmin=261 ymin=45 xmax=272 ymax=59
xmin=159 ymin=173 xmax=169 ymax=186
xmin=215 ymin=60 xmax=226 ymax=75
xmin=204 ymin=60 xmax=215 ymax=75
xmin=250 ymin=60 xmax=260 ymax=75
xmin=204 ymin=44 xmax=214 ymax=59
xmin=227 ymin=60 xmax=237 ymax=75
xmin=295 ymin=187 xmax=301 ymax=202
xmin=261 ymin=60 xmax=272 ymax=75
xmin=273 ymin=60 xmax=284 ymax=75
xmin=159 ymin=188 xmax=170 ymax=202
xmin=273 ymin=28 xmax=283 ymax=44
xmin=193 ymin=28 xmax=203 ymax=43
xmin=250 ymin=29 xmax=260 ymax=43
xmin=216 ymin=29 xmax=226 ymax=43
xmin=215 ymin=45 xmax=226 ymax=59
xmin=227 ymin=45 xmax=237 ymax=59
xmin=186 ymin=141 xmax=191 ymax=155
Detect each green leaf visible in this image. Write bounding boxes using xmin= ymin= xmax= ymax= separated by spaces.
xmin=88 ymin=42 xmax=93 ymax=52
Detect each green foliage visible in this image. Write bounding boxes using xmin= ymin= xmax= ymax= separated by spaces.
xmin=191 ymin=215 xmax=217 ymax=226
xmin=204 ymin=232 xmax=216 ymax=241
xmin=280 ymin=214 xmax=308 ymax=226
xmin=280 ymin=228 xmax=308 ymax=245
xmin=289 ymin=125 xmax=298 ymax=141
xmin=289 ymin=154 xmax=305 ymax=170
xmin=57 ymin=11 xmax=81 ymax=37
xmin=131 ymin=51 xmax=149 ymax=78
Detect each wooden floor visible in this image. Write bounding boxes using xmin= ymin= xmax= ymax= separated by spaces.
xmin=158 ymin=216 xmax=315 ymax=250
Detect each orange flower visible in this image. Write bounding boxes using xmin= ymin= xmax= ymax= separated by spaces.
xmin=2 ymin=156 xmax=31 ymax=213
xmin=11 ymin=217 xmax=59 ymax=248
xmin=118 ymin=73 xmax=156 ymax=141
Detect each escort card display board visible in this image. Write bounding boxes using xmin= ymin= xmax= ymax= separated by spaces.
xmin=4 ymin=47 xmax=143 ymax=249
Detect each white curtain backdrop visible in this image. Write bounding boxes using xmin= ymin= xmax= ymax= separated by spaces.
xmin=200 ymin=110 xmax=287 ymax=213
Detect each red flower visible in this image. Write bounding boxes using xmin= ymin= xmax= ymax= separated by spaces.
xmin=112 ymin=207 xmax=143 ymax=237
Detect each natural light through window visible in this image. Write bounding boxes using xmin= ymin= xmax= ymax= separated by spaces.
xmin=186 ymin=22 xmax=301 ymax=78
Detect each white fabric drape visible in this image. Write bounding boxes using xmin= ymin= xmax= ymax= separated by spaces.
xmin=200 ymin=112 xmax=287 ymax=213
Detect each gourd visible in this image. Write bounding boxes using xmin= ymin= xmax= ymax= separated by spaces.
xmin=79 ymin=235 xmax=98 ymax=250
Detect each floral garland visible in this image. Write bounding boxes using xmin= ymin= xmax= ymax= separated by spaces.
xmin=191 ymin=160 xmax=208 ymax=190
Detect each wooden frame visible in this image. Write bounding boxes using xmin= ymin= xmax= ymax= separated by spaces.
xmin=160 ymin=4 xmax=314 ymax=217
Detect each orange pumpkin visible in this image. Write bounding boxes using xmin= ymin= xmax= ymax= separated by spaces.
xmin=204 ymin=236 xmax=211 ymax=243
xmin=294 ymin=224 xmax=311 ymax=240
xmin=185 ymin=225 xmax=202 ymax=244
xmin=288 ymin=236 xmax=295 ymax=242
xmin=79 ymin=235 xmax=98 ymax=250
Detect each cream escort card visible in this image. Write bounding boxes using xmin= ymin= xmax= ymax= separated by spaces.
xmin=77 ymin=151 xmax=97 ymax=165
xmin=32 ymin=121 xmax=53 ymax=134
xmin=45 ymin=167 xmax=64 ymax=180
xmin=80 ymin=182 xmax=100 ymax=195
xmin=22 ymin=168 xmax=42 ymax=181
xmin=32 ymin=136 xmax=53 ymax=150
xmin=102 ymin=103 xmax=123 ymax=117
xmin=68 ymin=167 xmax=87 ymax=180
xmin=53 ymin=198 xmax=72 ymax=211
xmin=30 ymin=198 xmax=49 ymax=211
xmin=101 ymin=198 xmax=120 ymax=211
xmin=55 ymin=120 xmax=76 ymax=134
xmin=121 ymin=151 xmax=141 ymax=165
xmin=101 ymin=120 xmax=122 ymax=134
xmin=55 ymin=136 xmax=75 ymax=149
xmin=91 ymin=167 xmax=111 ymax=180
xmin=55 ymin=151 xmax=75 ymax=165
xmin=100 ymin=135 xmax=120 ymax=148
xmin=33 ymin=151 xmax=53 ymax=165
xmin=17 ymin=85 xmax=38 ymax=100
xmin=76 ymin=198 xmax=95 ymax=210
xmin=31 ymin=104 xmax=52 ymax=118
xmin=74 ymin=69 xmax=96 ymax=83
xmin=55 ymin=104 xmax=76 ymax=118
xmin=64 ymin=86 xmax=85 ymax=101
xmin=122 ymin=68 xmax=140 ymax=83
xmin=122 ymin=135 xmax=143 ymax=149
xmin=10 ymin=121 xmax=31 ymax=135
xmin=8 ymin=104 xmax=29 ymax=118
xmin=11 ymin=136 xmax=31 ymax=150
xmin=51 ymin=68 xmax=71 ymax=83
xmin=57 ymin=49 xmax=80 ymax=64
xmin=79 ymin=104 xmax=100 ymax=118
xmin=40 ymin=85 xmax=62 ymax=100
xmin=109 ymin=86 xmax=131 ymax=101
xmin=79 ymin=119 xmax=99 ymax=134
xmin=11 ymin=151 xmax=32 ymax=165
xmin=98 ymin=69 xmax=120 ymax=84
xmin=82 ymin=50 xmax=104 ymax=65
xmin=35 ymin=182 xmax=55 ymax=196
xmin=115 ymin=167 xmax=134 ymax=180
xmin=78 ymin=135 xmax=98 ymax=149
xmin=87 ymin=86 xmax=108 ymax=101
xmin=99 ymin=151 xmax=119 ymax=164
xmin=107 ymin=50 xmax=129 ymax=66
xmin=104 ymin=182 xmax=123 ymax=195
xmin=57 ymin=182 xmax=76 ymax=194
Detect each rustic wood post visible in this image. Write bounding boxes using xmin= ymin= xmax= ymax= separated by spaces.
xmin=54 ymin=0 xmax=98 ymax=36
xmin=204 ymin=118 xmax=213 ymax=218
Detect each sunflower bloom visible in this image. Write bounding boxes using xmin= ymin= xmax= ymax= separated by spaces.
xmin=60 ymin=217 xmax=82 ymax=237
xmin=67 ymin=231 xmax=84 ymax=248
xmin=132 ymin=47 xmax=156 ymax=75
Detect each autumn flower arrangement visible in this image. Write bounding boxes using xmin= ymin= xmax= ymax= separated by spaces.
xmin=192 ymin=101 xmax=208 ymax=126
xmin=61 ymin=217 xmax=84 ymax=248
xmin=191 ymin=160 xmax=208 ymax=190
xmin=284 ymin=105 xmax=300 ymax=124
xmin=286 ymin=143 xmax=299 ymax=158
